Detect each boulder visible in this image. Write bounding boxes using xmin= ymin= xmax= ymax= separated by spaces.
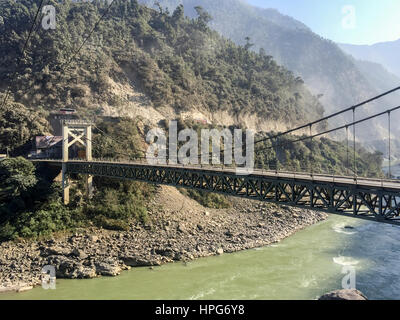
xmin=46 ymin=255 xmax=96 ymax=279
xmin=71 ymin=248 xmax=88 ymax=260
xmin=88 ymin=235 xmax=99 ymax=242
xmin=319 ymin=289 xmax=367 ymax=300
xmin=120 ymin=255 xmax=162 ymax=267
xmin=40 ymin=246 xmax=71 ymax=257
xmin=94 ymin=259 xmax=122 ymax=276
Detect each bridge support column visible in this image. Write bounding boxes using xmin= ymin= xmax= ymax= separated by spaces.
xmin=62 ymin=163 xmax=70 ymax=205
xmin=86 ymin=175 xmax=93 ymax=198
xmin=85 ymin=125 xmax=93 ymax=198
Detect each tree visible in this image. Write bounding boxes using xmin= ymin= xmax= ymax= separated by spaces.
xmin=194 ymin=6 xmax=212 ymax=30
xmin=0 ymin=157 xmax=37 ymax=199
xmin=172 ymin=4 xmax=184 ymax=25
xmin=244 ymin=36 xmax=254 ymax=51
xmin=0 ymin=95 xmax=50 ymax=155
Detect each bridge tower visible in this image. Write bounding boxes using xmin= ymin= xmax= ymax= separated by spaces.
xmin=62 ymin=120 xmax=93 ymax=205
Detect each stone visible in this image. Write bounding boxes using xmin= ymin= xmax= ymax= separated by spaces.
xmin=46 ymin=255 xmax=96 ymax=279
xmin=177 ymin=224 xmax=186 ymax=233
xmin=16 ymin=285 xmax=33 ymax=293
xmin=71 ymin=248 xmax=88 ymax=260
xmin=88 ymin=235 xmax=99 ymax=242
xmin=76 ymin=266 xmax=97 ymax=279
xmin=94 ymin=260 xmax=122 ymax=277
xmin=319 ymin=289 xmax=367 ymax=300
xmin=120 ymin=255 xmax=161 ymax=267
xmin=41 ymin=246 xmax=71 ymax=257
xmin=216 ymin=248 xmax=224 ymax=255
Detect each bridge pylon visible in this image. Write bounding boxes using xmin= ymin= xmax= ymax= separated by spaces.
xmin=62 ymin=120 xmax=93 ymax=205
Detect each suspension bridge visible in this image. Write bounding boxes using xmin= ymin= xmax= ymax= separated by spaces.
xmin=33 ymin=90 xmax=400 ymax=227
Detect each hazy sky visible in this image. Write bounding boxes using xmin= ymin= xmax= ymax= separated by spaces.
xmin=246 ymin=0 xmax=400 ymax=45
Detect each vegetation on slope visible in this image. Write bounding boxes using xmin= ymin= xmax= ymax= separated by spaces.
xmin=0 ymin=0 xmax=323 ymax=127
xmin=0 ymin=119 xmax=154 ymax=241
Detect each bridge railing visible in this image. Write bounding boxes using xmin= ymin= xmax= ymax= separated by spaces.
xmin=31 ymin=157 xmax=400 ymax=187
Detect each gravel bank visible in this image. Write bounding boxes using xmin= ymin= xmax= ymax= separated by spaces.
xmin=0 ymin=186 xmax=328 ymax=293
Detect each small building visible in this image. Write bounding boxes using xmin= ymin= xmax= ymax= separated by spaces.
xmin=30 ymin=136 xmax=63 ymax=159
xmin=49 ymin=109 xmax=78 ymax=136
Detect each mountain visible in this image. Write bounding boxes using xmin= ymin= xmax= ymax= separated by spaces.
xmin=139 ymin=0 xmax=400 ymax=144
xmin=353 ymin=59 xmax=400 ymax=95
xmin=0 ymin=0 xmax=325 ymax=134
xmin=339 ymin=39 xmax=400 ymax=78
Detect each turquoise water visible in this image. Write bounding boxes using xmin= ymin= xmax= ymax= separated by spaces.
xmin=1 ymin=215 xmax=400 ymax=300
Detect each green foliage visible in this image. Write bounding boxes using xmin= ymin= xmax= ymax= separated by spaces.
xmin=255 ymin=133 xmax=384 ymax=178
xmin=179 ymin=188 xmax=230 ymax=209
xmin=86 ymin=179 xmax=151 ymax=225
xmin=0 ymin=119 xmax=154 ymax=240
xmin=93 ymin=215 xmax=130 ymax=231
xmin=0 ymin=0 xmax=324 ymax=127
xmin=0 ymin=157 xmax=37 ymax=198
xmin=92 ymin=118 xmax=145 ymax=160
xmin=0 ymin=95 xmax=50 ymax=155
xmin=2 ymin=202 xmax=84 ymax=240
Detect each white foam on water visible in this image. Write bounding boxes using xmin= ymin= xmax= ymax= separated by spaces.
xmin=333 ymin=256 xmax=359 ymax=266
xmin=300 ymin=275 xmax=317 ymax=288
xmin=189 ymin=288 xmax=216 ymax=300
xmin=332 ymin=223 xmax=357 ymax=235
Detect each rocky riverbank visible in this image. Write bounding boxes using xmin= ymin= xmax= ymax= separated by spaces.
xmin=0 ymin=186 xmax=328 ymax=294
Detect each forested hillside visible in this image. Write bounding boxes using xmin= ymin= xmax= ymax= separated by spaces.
xmin=139 ymin=0 xmax=400 ymax=144
xmin=0 ymin=0 xmax=324 ymax=131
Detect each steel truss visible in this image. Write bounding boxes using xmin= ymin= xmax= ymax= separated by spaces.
xmin=66 ymin=161 xmax=400 ymax=226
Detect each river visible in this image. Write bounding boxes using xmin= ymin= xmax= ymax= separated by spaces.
xmin=1 ymin=214 xmax=400 ymax=300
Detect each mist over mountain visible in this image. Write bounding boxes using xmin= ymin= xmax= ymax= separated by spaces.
xmin=339 ymin=39 xmax=400 ymax=79
xmin=139 ymin=0 xmax=400 ymax=154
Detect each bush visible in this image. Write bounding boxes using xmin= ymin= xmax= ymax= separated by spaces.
xmin=93 ymin=215 xmax=130 ymax=231
xmin=180 ymin=188 xmax=231 ymax=209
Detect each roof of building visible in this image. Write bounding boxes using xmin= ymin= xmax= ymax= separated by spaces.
xmin=36 ymin=136 xmax=63 ymax=149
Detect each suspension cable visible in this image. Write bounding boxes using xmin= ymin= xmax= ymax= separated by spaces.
xmin=256 ymin=105 xmax=400 ymax=153
xmin=353 ymin=108 xmax=356 ymax=177
xmin=253 ymin=85 xmax=400 ymax=146
xmin=388 ymin=111 xmax=392 ymax=178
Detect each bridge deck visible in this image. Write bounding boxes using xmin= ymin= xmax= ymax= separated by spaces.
xmin=34 ymin=159 xmax=400 ymax=191
xmin=33 ymin=159 xmax=400 ymax=225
